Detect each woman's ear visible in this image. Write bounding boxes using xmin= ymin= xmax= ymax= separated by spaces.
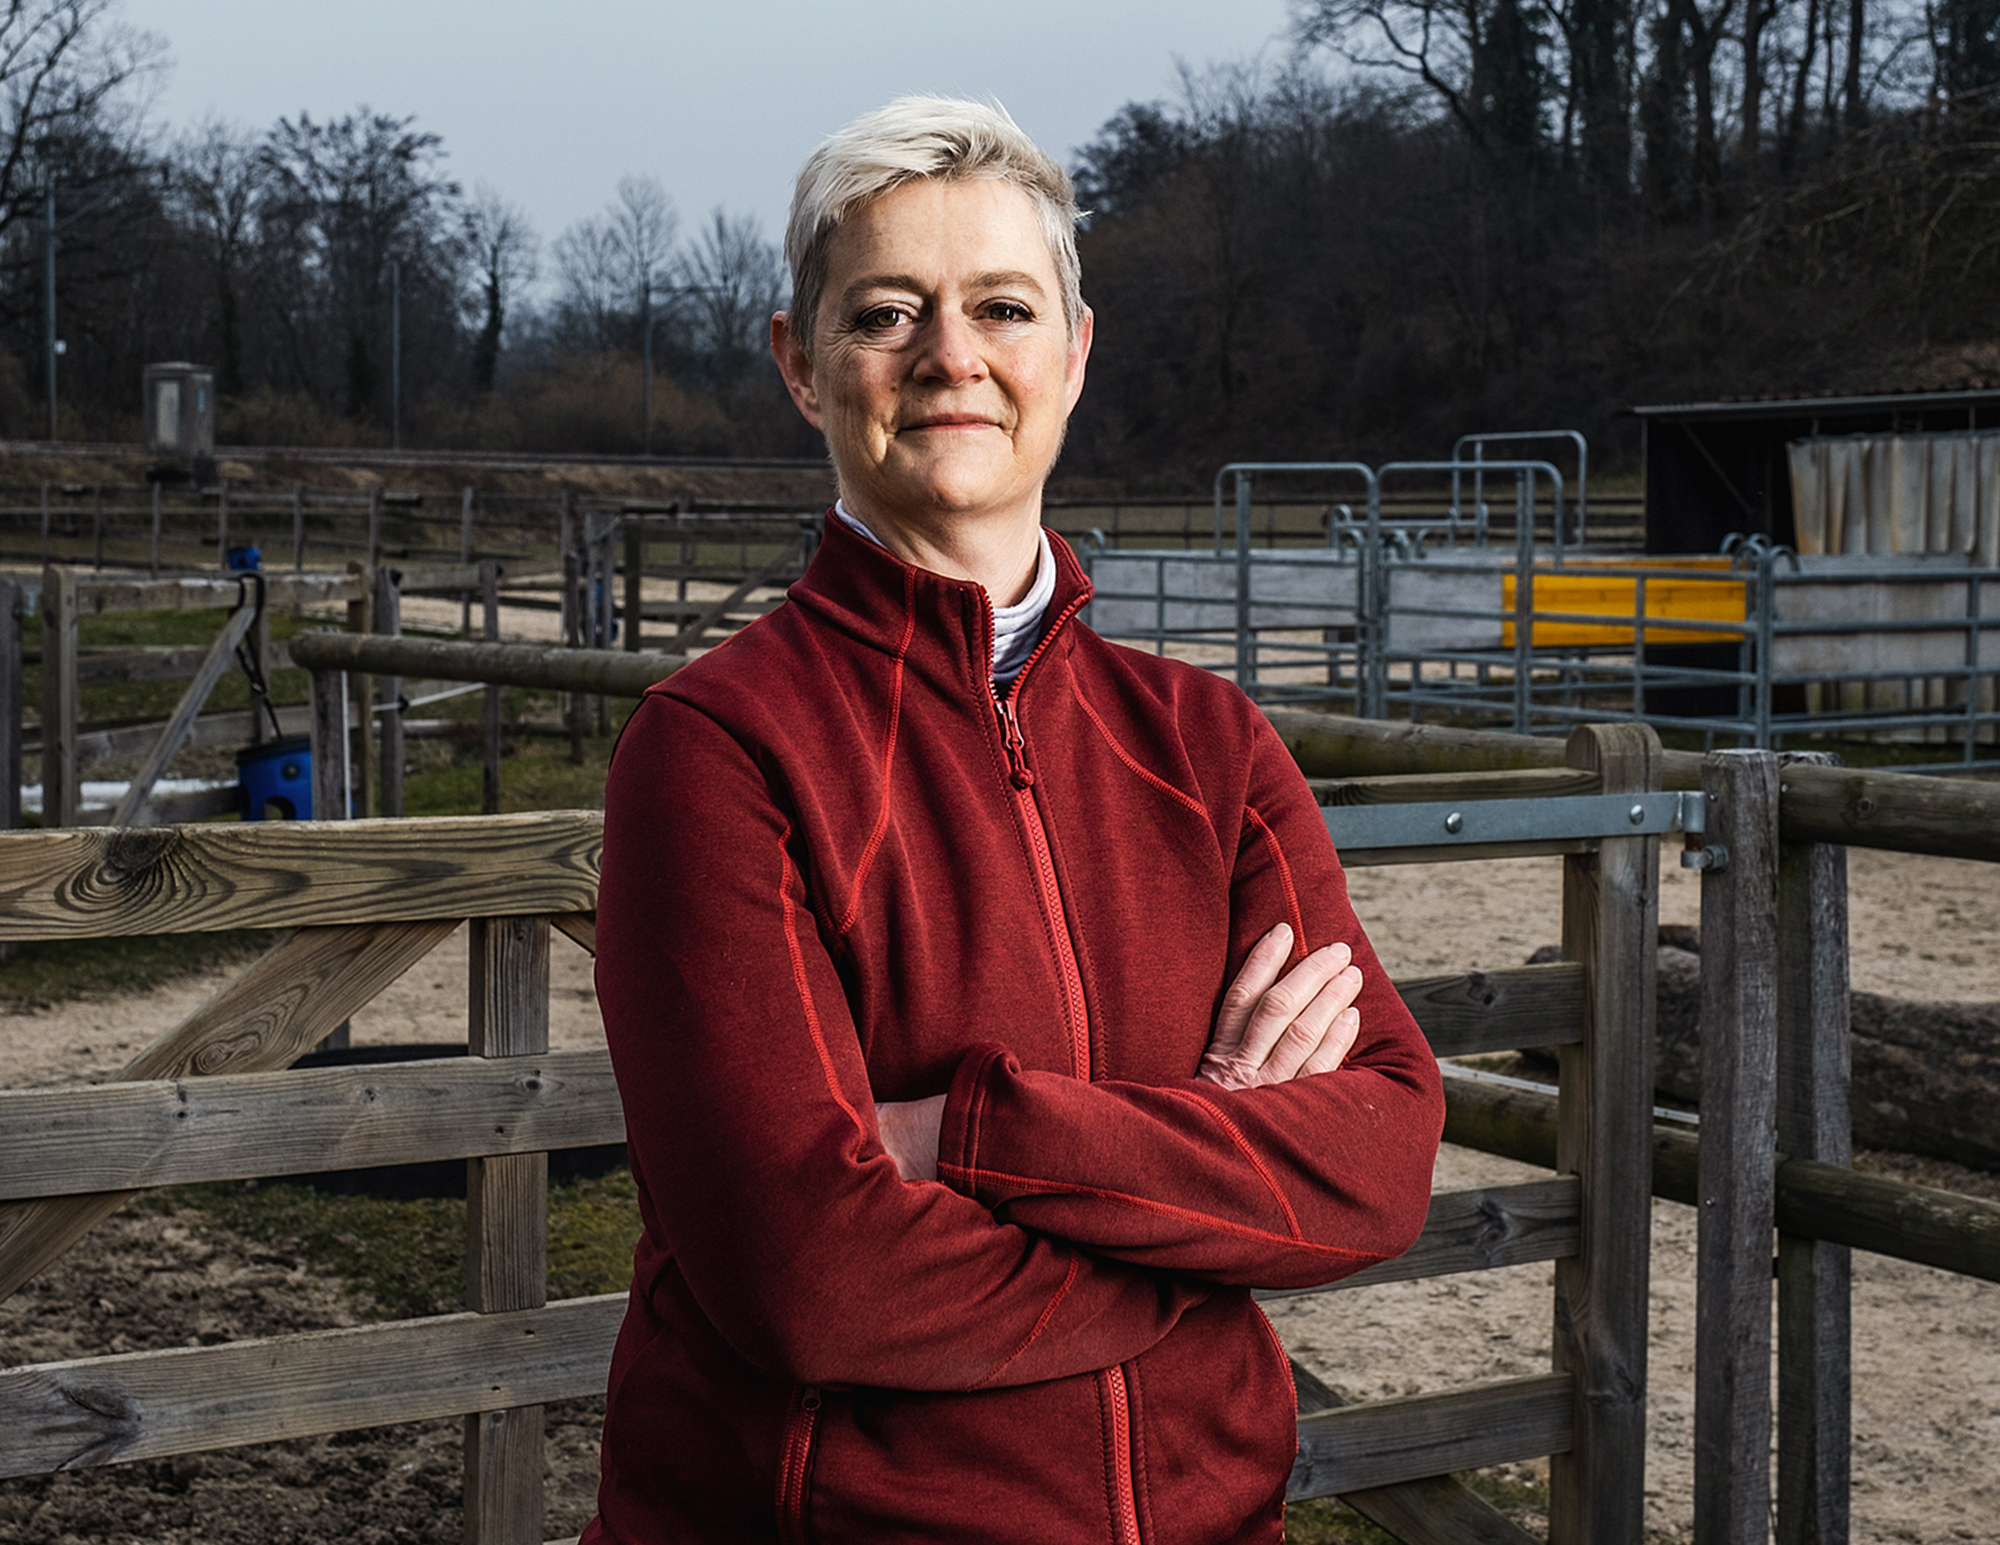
xmin=770 ymin=312 xmax=823 ymax=428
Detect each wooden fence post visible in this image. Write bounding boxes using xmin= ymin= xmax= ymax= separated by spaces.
xmin=464 ymin=915 xmax=551 ymax=1545
xmin=460 ymin=487 xmax=475 ymax=638
xmin=38 ymin=565 xmax=78 ymax=829
xmin=1 ymin=580 xmax=20 ymax=834
xmin=1549 ymin=722 xmax=1659 ymax=1545
xmin=150 ymin=480 xmax=163 ymax=576
xmin=376 ymin=567 xmax=404 ymax=819
xmin=367 ymin=486 xmax=383 ymax=570
xmin=309 ymin=664 xmax=348 ymax=825
xmin=38 ymin=481 xmax=49 ymax=562
xmin=215 ymin=479 xmax=230 ymax=570
xmin=623 ymin=514 xmax=643 ymax=652
xmin=91 ymin=485 xmax=103 ymax=570
xmin=482 ymin=560 xmax=502 ymax=817
xmin=347 ymin=568 xmax=376 ymax=819
xmin=1696 ymin=748 xmax=1781 ymax=1545
xmin=293 ymin=484 xmax=307 ymax=575
xmin=1775 ymin=751 xmax=1852 ymax=1545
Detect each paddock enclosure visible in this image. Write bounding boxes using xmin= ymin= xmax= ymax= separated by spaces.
xmin=4 ymin=704 xmax=1998 ymax=1543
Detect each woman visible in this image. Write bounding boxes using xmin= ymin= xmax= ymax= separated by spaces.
xmin=586 ymin=97 xmax=1443 ymax=1545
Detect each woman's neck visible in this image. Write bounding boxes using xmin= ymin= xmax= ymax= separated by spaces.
xmin=836 ymin=497 xmax=1043 ymax=607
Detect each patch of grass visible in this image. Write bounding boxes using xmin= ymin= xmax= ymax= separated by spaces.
xmin=0 ymin=929 xmax=277 ymax=1009
xmin=145 ymin=1167 xmax=642 ymax=1321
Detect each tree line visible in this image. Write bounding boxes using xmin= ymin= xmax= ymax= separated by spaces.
xmin=0 ymin=0 xmax=1994 ymax=478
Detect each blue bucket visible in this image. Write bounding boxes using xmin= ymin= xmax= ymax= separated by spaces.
xmin=237 ymin=735 xmax=311 ymax=821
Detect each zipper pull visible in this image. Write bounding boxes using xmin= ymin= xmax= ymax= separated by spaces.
xmin=998 ymin=696 xmax=1034 ymax=789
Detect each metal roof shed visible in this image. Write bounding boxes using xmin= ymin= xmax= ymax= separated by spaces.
xmin=1633 ymin=389 xmax=2000 ymax=554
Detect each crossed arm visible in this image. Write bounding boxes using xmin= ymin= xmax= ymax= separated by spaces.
xmin=876 ymin=922 xmax=1368 ymax=1181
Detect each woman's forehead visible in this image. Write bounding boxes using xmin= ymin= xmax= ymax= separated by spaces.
xmin=826 ymin=179 xmax=1057 ymax=293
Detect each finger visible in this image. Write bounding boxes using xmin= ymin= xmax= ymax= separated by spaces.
xmin=1205 ymin=923 xmax=1293 ymax=1061
xmin=1229 ymin=942 xmax=1352 ymax=1073
xmin=1296 ymin=1005 xmax=1361 ymax=1077
xmin=1256 ymin=965 xmax=1363 ymax=1084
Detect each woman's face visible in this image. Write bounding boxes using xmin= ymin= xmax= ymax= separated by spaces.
xmin=772 ymin=177 xmax=1091 ymax=538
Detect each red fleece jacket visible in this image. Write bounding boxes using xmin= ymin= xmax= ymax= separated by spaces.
xmin=584 ymin=518 xmax=1443 ymax=1545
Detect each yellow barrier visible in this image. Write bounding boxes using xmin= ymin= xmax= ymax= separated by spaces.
xmin=1502 ymin=558 xmax=1746 ymax=648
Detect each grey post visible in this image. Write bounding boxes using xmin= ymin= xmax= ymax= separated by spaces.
xmin=482 ymin=559 xmax=502 ymax=815
xmin=215 ymin=478 xmax=229 ymax=570
xmin=1696 ymin=748 xmax=1781 ymax=1544
xmin=376 ymin=566 xmax=404 ymax=819
xmin=1550 ymin=722 xmax=1660 ymax=1544
xmin=1 ymin=580 xmax=21 ymax=832
xmin=38 ymin=565 xmax=78 ymax=828
xmin=150 ymin=480 xmax=162 ymax=576
xmin=1775 ymin=751 xmax=1852 ymax=1545
xmin=460 ymin=486 xmax=475 ymax=637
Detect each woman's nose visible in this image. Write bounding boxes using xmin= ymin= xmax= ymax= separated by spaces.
xmin=912 ymin=309 xmax=986 ymax=384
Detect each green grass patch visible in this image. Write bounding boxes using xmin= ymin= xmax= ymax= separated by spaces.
xmin=144 ymin=1167 xmax=642 ymax=1321
xmin=0 ymin=929 xmax=277 ymax=1009
xmin=1284 ymin=1465 xmax=1547 ymax=1541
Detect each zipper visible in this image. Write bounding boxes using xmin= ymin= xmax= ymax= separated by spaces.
xmin=776 ymin=1383 xmax=822 ymax=1544
xmin=997 ymin=690 xmax=1091 ymax=1081
xmin=1101 ymin=1366 xmax=1143 ymax=1545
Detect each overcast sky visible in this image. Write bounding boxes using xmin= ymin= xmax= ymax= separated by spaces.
xmin=122 ymin=0 xmax=1297 ymax=291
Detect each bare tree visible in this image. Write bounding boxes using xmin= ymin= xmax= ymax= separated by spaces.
xmin=551 ymin=214 xmax=624 ymax=352
xmin=670 ymin=207 xmax=782 ymax=390
xmin=609 ymin=172 xmax=677 ymax=320
xmin=461 ymin=184 xmax=536 ymax=393
xmin=171 ymin=118 xmax=264 ymax=395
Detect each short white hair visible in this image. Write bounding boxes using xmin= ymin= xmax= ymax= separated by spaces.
xmin=784 ymin=95 xmax=1084 ymax=348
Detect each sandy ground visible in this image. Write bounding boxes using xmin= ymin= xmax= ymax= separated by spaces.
xmin=3 ymin=841 xmax=1997 ymax=1540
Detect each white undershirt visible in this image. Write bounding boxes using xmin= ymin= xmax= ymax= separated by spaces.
xmin=834 ymin=502 xmax=1055 ymax=685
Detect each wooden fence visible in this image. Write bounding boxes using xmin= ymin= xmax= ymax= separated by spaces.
xmin=4 ymin=715 xmax=1997 ymax=1542
xmin=0 ymin=725 xmax=1669 ymax=1545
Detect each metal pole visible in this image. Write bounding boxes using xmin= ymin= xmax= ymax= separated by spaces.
xmin=44 ymin=184 xmax=57 ymax=442
xmin=1234 ymin=472 xmax=1254 ymax=692
xmin=390 ymin=257 xmax=402 ymax=451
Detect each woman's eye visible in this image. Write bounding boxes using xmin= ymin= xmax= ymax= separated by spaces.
xmin=858 ymin=305 xmax=909 ymax=332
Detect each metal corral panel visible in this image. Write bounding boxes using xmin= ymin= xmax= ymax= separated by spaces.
xmin=1083 ymin=550 xmax=1360 ymax=635
xmin=1774 ymin=553 xmax=2000 ymax=672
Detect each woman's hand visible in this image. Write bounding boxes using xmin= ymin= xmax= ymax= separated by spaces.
xmin=1199 ymin=923 xmax=1363 ymax=1091
xmin=875 ymin=1093 xmax=948 ymax=1182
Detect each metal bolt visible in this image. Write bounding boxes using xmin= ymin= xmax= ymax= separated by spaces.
xmin=1628 ymin=803 xmax=1646 ymax=825
xmin=1444 ymin=811 xmax=1464 ymax=835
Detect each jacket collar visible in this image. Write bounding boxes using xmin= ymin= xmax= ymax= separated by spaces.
xmin=788 ymin=511 xmax=1095 ymax=684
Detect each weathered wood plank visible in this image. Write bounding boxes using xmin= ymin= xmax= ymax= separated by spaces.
xmin=1697 ymin=750 xmax=1780 ymax=1545
xmin=0 ymin=1050 xmax=621 ymax=1199
xmin=1258 ymin=1180 xmax=1578 ymax=1300
xmin=109 ymin=601 xmax=256 ymax=827
xmin=550 ymin=912 xmax=596 ymax=955
xmin=0 ymin=921 xmax=460 ymax=1298
xmin=1775 ymin=753 xmax=1853 ymax=1545
xmin=1398 ymin=964 xmax=1584 ymax=1056
xmin=1264 ymin=705 xmax=2000 ymax=864
xmin=0 ymin=1294 xmax=623 ymax=1479
xmin=1290 ymin=1360 xmax=1542 ymax=1545
xmin=288 ymin=631 xmax=689 ymax=698
xmin=466 ymin=915 xmax=552 ymax=1545
xmin=1 ymin=579 xmax=21 ymax=834
xmin=40 ymin=565 xmax=79 ymax=829
xmin=376 ymin=567 xmax=404 ymax=820
xmin=1549 ymin=723 xmax=1658 ymax=1545
xmin=1290 ymin=1374 xmax=1573 ymax=1499
xmin=1443 ymin=1071 xmax=2000 ymax=1283
xmin=0 ymin=812 xmax=602 ymax=940
xmin=73 ymin=572 xmax=365 ymax=613
xmin=1308 ymin=767 xmax=1601 ymax=805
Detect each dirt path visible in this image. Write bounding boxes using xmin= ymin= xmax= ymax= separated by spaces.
xmin=3 ymin=842 xmax=1996 ymax=1541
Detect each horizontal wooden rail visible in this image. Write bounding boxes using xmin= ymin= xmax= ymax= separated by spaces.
xmin=1258 ymin=1178 xmax=1579 ymax=1299
xmin=1309 ymin=767 xmax=1602 ymax=805
xmin=0 ymin=812 xmax=602 ymax=940
xmin=1268 ymin=707 xmax=2000 ymax=864
xmin=1399 ymin=963 xmax=1584 ymax=1056
xmin=0 ymin=1052 xmax=621 ymax=1199
xmin=0 ymin=1294 xmax=624 ymax=1479
xmin=71 ymin=572 xmax=365 ymax=612
xmin=1289 ymin=1373 xmax=1573 ymax=1498
xmin=287 ymin=631 xmax=688 ymax=696
xmin=1442 ymin=1073 xmax=2000 ymax=1282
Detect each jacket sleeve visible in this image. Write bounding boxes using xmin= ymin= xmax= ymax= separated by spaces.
xmin=933 ymin=709 xmax=1445 ymax=1291
xmin=595 ymin=692 xmax=1206 ymax=1393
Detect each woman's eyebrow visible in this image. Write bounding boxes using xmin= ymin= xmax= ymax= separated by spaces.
xmin=839 ymin=269 xmax=1051 ymax=304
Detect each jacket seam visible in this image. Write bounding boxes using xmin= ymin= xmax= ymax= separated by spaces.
xmin=967 ymin=1253 xmax=1081 ymax=1391
xmin=777 ymin=820 xmax=867 ymax=1142
xmin=934 ymin=1164 xmax=1380 ymax=1262
xmin=1157 ymin=1087 xmax=1305 ymax=1241
xmin=1072 ymin=683 xmax=1209 ymax=819
xmin=835 ymin=565 xmax=919 ymax=937
xmin=1243 ymin=804 xmax=1308 ymax=952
